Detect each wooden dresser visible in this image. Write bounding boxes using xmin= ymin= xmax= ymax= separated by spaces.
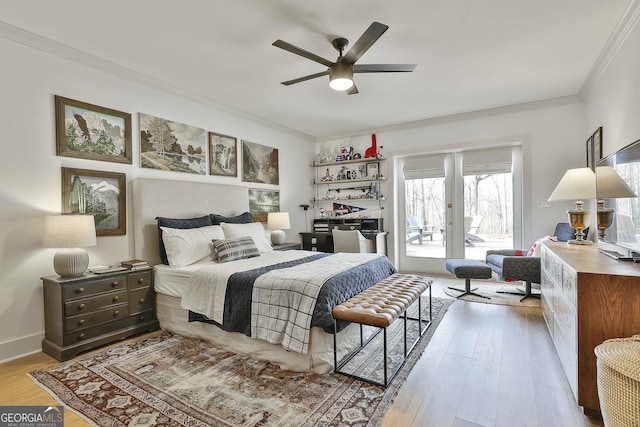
xmin=540 ymin=241 xmax=640 ymax=416
xmin=42 ymin=268 xmax=159 ymax=361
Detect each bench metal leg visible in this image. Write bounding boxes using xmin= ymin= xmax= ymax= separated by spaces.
xmin=448 ymin=278 xmax=490 ymax=299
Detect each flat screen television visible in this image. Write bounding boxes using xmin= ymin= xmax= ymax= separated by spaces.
xmin=596 ymin=138 xmax=640 ymax=255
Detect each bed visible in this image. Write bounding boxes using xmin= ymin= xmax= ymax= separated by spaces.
xmin=132 ymin=178 xmax=396 ymax=373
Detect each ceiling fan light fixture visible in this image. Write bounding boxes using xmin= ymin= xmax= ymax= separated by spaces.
xmin=329 ymin=63 xmax=354 ymax=91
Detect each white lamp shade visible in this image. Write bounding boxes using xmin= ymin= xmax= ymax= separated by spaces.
xmin=596 ymin=166 xmax=637 ymax=198
xmin=43 ymin=215 xmax=97 ymax=248
xmin=548 ymin=168 xmax=596 ymax=201
xmin=43 ymin=215 xmax=96 ymax=277
xmin=267 ymin=212 xmax=291 ymax=231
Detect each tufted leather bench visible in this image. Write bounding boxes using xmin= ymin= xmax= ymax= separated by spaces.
xmin=332 ymin=273 xmax=432 ymax=386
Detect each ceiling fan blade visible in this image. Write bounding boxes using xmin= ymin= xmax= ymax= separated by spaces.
xmin=280 ymin=70 xmax=329 ymax=86
xmin=354 ymin=64 xmax=417 ymax=73
xmin=272 ymin=40 xmax=334 ymax=67
xmin=346 ymin=84 xmax=359 ymax=95
xmin=341 ymin=22 xmax=389 ymax=65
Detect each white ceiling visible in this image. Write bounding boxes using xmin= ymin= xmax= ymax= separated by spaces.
xmin=0 ymin=0 xmax=634 ymax=139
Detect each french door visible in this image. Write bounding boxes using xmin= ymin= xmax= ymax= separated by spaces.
xmin=397 ymin=145 xmax=522 ymax=274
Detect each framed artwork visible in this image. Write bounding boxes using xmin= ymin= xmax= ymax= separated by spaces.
xmin=242 ymin=140 xmax=279 ymax=185
xmin=592 ymin=127 xmax=603 ymax=164
xmin=139 ymin=113 xmax=206 ymax=175
xmin=586 ymin=136 xmax=594 ymax=170
xmin=209 ymin=132 xmax=237 ymax=177
xmin=61 ymin=167 xmax=126 ymax=236
xmin=248 ymin=189 xmax=280 ymax=223
xmin=55 ymin=95 xmax=132 ymax=164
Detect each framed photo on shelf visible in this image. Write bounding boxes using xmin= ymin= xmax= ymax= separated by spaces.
xmin=586 ymin=136 xmax=594 ymax=170
xmin=366 ymin=162 xmax=379 ymax=178
xmin=209 ymin=132 xmax=237 ymax=177
xmin=55 ymin=96 xmax=132 ymax=164
xmin=61 ymin=167 xmax=126 ymax=236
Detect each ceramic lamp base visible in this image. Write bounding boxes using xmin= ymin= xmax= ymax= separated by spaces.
xmin=53 ymin=248 xmax=89 ymax=277
xmin=271 ymin=230 xmax=286 ymax=245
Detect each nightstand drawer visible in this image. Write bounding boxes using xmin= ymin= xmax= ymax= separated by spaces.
xmin=129 ymin=270 xmax=153 ymax=289
xmin=63 ymin=310 xmax=155 ymax=346
xmin=129 ymin=287 xmax=154 ymax=314
xmin=63 ymin=275 xmax=127 ymax=300
xmin=65 ymin=303 xmax=129 ymax=332
xmin=65 ymin=290 xmax=128 ymax=315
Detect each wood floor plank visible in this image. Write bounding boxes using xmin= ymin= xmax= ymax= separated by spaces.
xmin=495 ymin=358 xmax=538 ymax=427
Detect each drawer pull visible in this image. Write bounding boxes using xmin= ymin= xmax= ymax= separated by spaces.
xmin=76 ymin=287 xmax=85 ymax=294
xmin=111 ymin=281 xmax=119 ymax=287
xmin=138 ymin=298 xmax=145 ymax=305
xmin=78 ymin=303 xmax=85 ymax=310
xmin=139 ymin=315 xmax=145 ymax=321
xmin=113 ymin=295 xmax=119 ymax=302
xmin=138 ymin=278 xmax=145 ymax=284
xmin=78 ymin=319 xmax=85 ymax=325
xmin=113 ymin=310 xmax=120 ymax=317
xmin=78 ymin=333 xmax=85 ymax=340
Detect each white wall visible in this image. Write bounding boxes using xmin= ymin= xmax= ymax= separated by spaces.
xmin=0 ymin=36 xmax=314 ymax=361
xmin=317 ymin=99 xmax=588 ymax=265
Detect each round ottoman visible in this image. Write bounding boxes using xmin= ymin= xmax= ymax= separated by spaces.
xmin=595 ymin=334 xmax=640 ymax=426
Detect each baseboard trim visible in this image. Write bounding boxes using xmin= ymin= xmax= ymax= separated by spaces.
xmin=0 ymin=333 xmax=44 ymax=364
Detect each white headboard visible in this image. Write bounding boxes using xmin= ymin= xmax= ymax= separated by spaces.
xmin=132 ymin=178 xmax=249 ymax=265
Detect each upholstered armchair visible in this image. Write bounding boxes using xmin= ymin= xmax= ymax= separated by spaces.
xmin=485 ymin=249 xmax=541 ymax=301
xmin=332 ymin=229 xmax=374 ymax=253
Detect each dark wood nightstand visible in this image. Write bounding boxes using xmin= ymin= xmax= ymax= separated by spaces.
xmin=41 ymin=267 xmax=159 ymax=361
xmin=272 ymin=242 xmax=302 ymax=251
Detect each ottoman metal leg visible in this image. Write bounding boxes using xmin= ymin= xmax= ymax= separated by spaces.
xmin=448 ymin=278 xmax=491 ymax=299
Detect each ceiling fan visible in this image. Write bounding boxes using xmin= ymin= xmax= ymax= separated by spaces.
xmin=272 ymin=22 xmax=416 ymax=95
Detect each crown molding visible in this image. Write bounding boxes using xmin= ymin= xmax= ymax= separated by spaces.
xmin=0 ymin=20 xmax=314 ymax=142
xmin=580 ymin=0 xmax=640 ymax=97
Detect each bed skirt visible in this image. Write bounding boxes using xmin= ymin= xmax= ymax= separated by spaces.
xmin=155 ymin=293 xmax=366 ymax=373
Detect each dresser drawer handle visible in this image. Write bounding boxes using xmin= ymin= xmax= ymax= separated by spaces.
xmin=113 ymin=310 xmax=120 ymax=317
xmin=139 ymin=315 xmax=145 ymax=321
xmin=113 ymin=295 xmax=119 ymax=302
xmin=78 ymin=303 xmax=85 ymax=311
xmin=78 ymin=333 xmax=85 ymax=340
xmin=138 ymin=298 xmax=145 ymax=305
xmin=76 ymin=287 xmax=85 ymax=294
xmin=111 ymin=281 xmax=119 ymax=287
xmin=138 ymin=278 xmax=145 ymax=284
xmin=78 ymin=319 xmax=85 ymax=325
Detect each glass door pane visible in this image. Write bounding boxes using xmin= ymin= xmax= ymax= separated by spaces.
xmin=405 ymin=176 xmax=446 ymax=258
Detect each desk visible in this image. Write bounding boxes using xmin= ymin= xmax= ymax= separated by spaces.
xmin=300 ymin=232 xmax=387 ymax=255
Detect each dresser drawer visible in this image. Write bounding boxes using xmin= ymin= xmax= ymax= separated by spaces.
xmin=63 ymin=310 xmax=155 ymax=346
xmin=129 ymin=287 xmax=154 ymax=314
xmin=65 ymin=303 xmax=129 ymax=332
xmin=562 ymin=266 xmax=577 ymax=309
xmin=129 ymin=270 xmax=153 ymax=290
xmin=65 ymin=290 xmax=128 ymax=316
xmin=544 ymin=250 xmax=563 ymax=286
xmin=63 ymin=275 xmax=128 ymax=300
xmin=553 ymin=292 xmax=577 ymax=355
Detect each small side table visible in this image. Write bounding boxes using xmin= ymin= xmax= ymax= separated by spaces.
xmin=272 ymin=242 xmax=302 ymax=251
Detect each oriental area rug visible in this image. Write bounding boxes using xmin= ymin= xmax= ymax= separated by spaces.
xmin=30 ymin=297 xmax=453 ymax=427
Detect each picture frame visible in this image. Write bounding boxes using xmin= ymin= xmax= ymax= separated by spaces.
xmin=586 ymin=136 xmax=594 ymax=170
xmin=139 ymin=113 xmax=206 ymax=175
xmin=242 ymin=140 xmax=279 ymax=185
xmin=61 ymin=167 xmax=126 ymax=236
xmin=366 ymin=162 xmax=379 ymax=178
xmin=248 ymin=189 xmax=280 ymax=223
xmin=55 ymin=95 xmax=132 ymax=164
xmin=209 ymin=132 xmax=237 ymax=177
xmin=592 ymin=126 xmax=603 ymax=163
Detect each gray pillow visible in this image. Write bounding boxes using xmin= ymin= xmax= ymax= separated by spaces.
xmin=156 ymin=215 xmax=212 ymax=265
xmin=210 ymin=211 xmax=252 ymax=225
xmin=212 ymin=236 xmax=261 ymax=263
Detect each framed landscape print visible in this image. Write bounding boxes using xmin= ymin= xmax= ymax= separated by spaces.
xmin=209 ymin=132 xmax=237 ymax=177
xmin=55 ymin=96 xmax=132 ymax=164
xmin=61 ymin=167 xmax=126 ymax=236
xmin=592 ymin=127 xmax=603 ymax=164
xmin=139 ymin=113 xmax=206 ymax=175
xmin=248 ymin=189 xmax=280 ymax=223
xmin=242 ymin=140 xmax=279 ymax=185
xmin=586 ymin=136 xmax=594 ymax=170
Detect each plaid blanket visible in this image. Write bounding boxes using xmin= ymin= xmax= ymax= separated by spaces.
xmin=251 ymin=253 xmax=380 ymax=354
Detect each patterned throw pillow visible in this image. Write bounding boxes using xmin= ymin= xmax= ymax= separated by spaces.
xmin=212 ymin=236 xmax=261 ymax=263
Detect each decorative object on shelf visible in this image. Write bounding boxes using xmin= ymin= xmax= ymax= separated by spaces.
xmin=267 ymin=212 xmax=291 ymax=245
xmin=139 ymin=113 xmax=206 ymax=175
xmin=595 ymin=165 xmax=636 ymax=240
xmin=548 ymin=167 xmax=596 ymax=245
xmin=248 ymin=189 xmax=280 ymax=223
xmin=55 ymin=95 xmax=132 ymax=164
xmin=365 ymin=134 xmax=377 ymax=158
xmin=61 ymin=167 xmax=126 ymax=236
xmin=242 ymin=140 xmax=279 ymax=185
xmin=43 ymin=214 xmax=97 ymax=277
xmin=366 ymin=162 xmax=378 ymax=178
xmin=209 ymin=132 xmax=237 ymax=177
xmin=333 ymin=203 xmax=366 ymax=216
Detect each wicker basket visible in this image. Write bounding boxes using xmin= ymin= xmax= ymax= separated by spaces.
xmin=595 ymin=334 xmax=640 ymax=427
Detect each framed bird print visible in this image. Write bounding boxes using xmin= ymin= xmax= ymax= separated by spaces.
xmin=55 ymin=95 xmax=132 ymax=164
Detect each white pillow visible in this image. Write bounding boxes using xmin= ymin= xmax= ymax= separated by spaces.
xmin=220 ymin=222 xmax=273 ymax=253
xmin=160 ymin=225 xmax=225 ymax=267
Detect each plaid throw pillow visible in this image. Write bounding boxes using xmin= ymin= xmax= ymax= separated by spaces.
xmin=212 ymin=236 xmax=261 ymax=263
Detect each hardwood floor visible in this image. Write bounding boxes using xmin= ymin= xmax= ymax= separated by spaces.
xmin=0 ymin=278 xmax=604 ymax=427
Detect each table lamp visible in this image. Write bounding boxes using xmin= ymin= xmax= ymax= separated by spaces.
xmin=548 ymin=167 xmax=596 ymax=245
xmin=595 ymin=165 xmax=637 ymax=240
xmin=43 ymin=214 xmax=97 ymax=277
xmin=267 ymin=212 xmax=290 ymax=245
